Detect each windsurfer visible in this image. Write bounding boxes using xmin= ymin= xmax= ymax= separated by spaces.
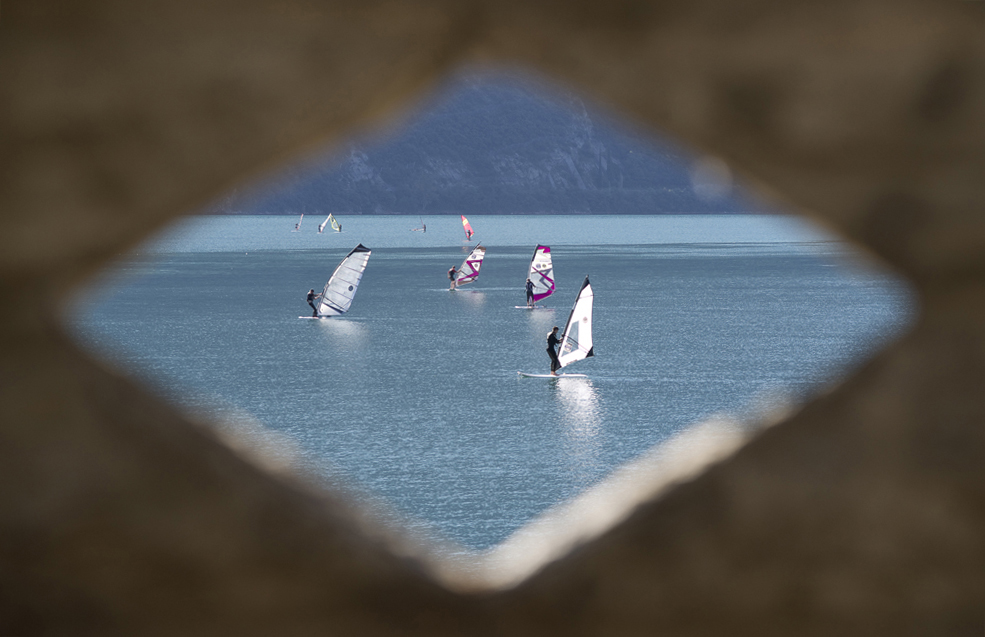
xmin=306 ymin=288 xmax=321 ymax=317
xmin=526 ymin=278 xmax=535 ymax=307
xmin=547 ymin=326 xmax=562 ymax=375
xmin=448 ymin=266 xmax=458 ymax=290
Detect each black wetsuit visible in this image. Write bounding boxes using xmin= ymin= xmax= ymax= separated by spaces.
xmin=526 ymin=280 xmax=535 ymax=305
xmin=306 ymin=291 xmax=319 ymax=316
xmin=547 ymin=331 xmax=562 ymax=373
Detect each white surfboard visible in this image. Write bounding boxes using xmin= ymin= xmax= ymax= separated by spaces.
xmin=513 ymin=305 xmax=554 ymax=310
xmin=517 ymin=371 xmax=587 ymax=378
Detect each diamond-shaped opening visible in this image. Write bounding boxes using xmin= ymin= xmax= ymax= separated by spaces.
xmin=68 ymin=69 xmax=913 ymax=573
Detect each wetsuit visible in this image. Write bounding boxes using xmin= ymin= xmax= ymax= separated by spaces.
xmin=526 ymin=280 xmax=535 ymax=305
xmin=448 ymin=268 xmax=457 ymax=289
xmin=547 ymin=331 xmax=562 ymax=373
xmin=306 ymin=291 xmax=319 ymax=316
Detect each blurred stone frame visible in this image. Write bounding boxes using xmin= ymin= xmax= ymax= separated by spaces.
xmin=1 ymin=1 xmax=983 ymax=634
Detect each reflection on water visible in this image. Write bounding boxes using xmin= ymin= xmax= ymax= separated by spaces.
xmin=525 ymin=308 xmax=559 ymax=356
xmin=452 ymin=290 xmax=486 ymax=307
xmin=553 ymin=378 xmax=602 ymax=490
xmin=316 ymin=318 xmax=368 ymax=351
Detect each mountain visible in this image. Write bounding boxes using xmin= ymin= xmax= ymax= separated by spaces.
xmin=212 ymin=71 xmax=765 ymax=215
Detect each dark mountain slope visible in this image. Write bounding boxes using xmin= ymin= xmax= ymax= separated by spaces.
xmin=216 ymin=72 xmax=764 ymax=214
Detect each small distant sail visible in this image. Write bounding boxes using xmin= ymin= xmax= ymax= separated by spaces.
xmin=528 ymin=245 xmax=555 ymax=303
xmin=461 ymin=215 xmax=474 ymax=240
xmin=293 ymin=213 xmax=304 ymax=232
xmin=318 ymin=215 xmax=330 ymax=233
xmin=558 ymin=276 xmax=594 ymax=369
xmin=329 ymin=213 xmax=342 ymax=232
xmin=454 ymin=244 xmax=486 ymax=287
xmin=411 ymin=216 xmax=426 ymax=232
xmin=316 ymin=244 xmax=372 ymax=316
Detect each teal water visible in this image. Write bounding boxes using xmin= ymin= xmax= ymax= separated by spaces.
xmin=72 ymin=215 xmax=913 ymax=549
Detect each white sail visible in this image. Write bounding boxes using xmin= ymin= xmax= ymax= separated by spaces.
xmin=454 ymin=244 xmax=486 ymax=287
xmin=293 ymin=213 xmax=304 ymax=231
xmin=527 ymin=245 xmax=555 ymax=303
xmin=318 ymin=215 xmax=330 ymax=233
xmin=316 ymin=244 xmax=371 ymax=316
xmin=558 ymin=276 xmax=594 ymax=368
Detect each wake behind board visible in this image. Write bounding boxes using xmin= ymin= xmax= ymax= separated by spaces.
xmin=517 ymin=371 xmax=587 ymax=378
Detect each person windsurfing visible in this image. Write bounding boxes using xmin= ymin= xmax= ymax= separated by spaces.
xmin=448 ymin=266 xmax=458 ymax=290
xmin=547 ymin=325 xmax=562 ymax=375
xmin=306 ymin=288 xmax=321 ymax=317
xmin=526 ymin=278 xmax=535 ymax=307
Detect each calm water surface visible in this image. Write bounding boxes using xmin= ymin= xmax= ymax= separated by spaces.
xmin=72 ymin=215 xmax=913 ymax=549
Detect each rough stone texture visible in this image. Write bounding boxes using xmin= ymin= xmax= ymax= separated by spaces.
xmin=1 ymin=0 xmax=983 ymax=634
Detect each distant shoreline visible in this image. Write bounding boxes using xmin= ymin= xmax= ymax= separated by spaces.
xmin=203 ymin=210 xmax=769 ymax=216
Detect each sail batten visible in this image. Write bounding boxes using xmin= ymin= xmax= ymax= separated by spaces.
xmin=558 ymin=276 xmax=594 ymax=368
xmin=316 ymin=244 xmax=371 ymax=316
xmin=528 ymin=245 xmax=555 ymax=303
xmin=454 ymin=244 xmax=486 ymax=287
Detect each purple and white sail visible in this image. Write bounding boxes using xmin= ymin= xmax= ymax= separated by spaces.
xmin=528 ymin=245 xmax=555 ymax=303
xmin=454 ymin=244 xmax=486 ymax=287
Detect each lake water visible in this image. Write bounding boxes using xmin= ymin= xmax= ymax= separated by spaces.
xmin=71 ymin=215 xmax=913 ymax=550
